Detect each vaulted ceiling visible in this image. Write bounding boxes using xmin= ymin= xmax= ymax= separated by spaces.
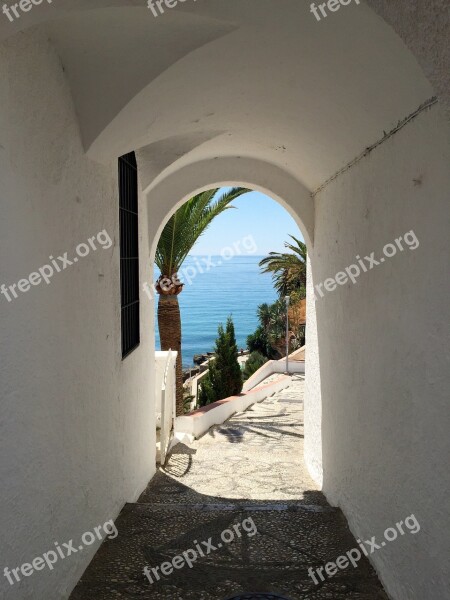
xmin=1 ymin=0 xmax=446 ymax=191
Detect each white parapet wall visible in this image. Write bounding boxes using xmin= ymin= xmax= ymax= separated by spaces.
xmin=242 ymin=353 xmax=305 ymax=393
xmin=175 ymin=375 xmax=291 ymax=440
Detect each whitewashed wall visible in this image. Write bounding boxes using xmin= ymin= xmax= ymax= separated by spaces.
xmin=304 ymin=257 xmax=323 ymax=487
xmin=139 ymin=105 xmax=450 ymax=599
xmin=0 ymin=5 xmax=448 ymax=600
xmin=308 ymin=103 xmax=450 ymax=600
xmin=0 ymin=31 xmax=155 ymax=599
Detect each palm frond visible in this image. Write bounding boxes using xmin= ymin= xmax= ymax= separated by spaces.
xmin=259 ymin=234 xmax=307 ymax=297
xmin=155 ymin=187 xmax=250 ymax=275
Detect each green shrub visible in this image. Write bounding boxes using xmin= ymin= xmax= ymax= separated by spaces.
xmin=243 ymin=351 xmax=268 ymax=380
xmin=198 ymin=316 xmax=243 ymax=406
xmin=198 ymin=375 xmax=216 ymax=407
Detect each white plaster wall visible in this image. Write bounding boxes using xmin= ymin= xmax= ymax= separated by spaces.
xmin=304 ymin=256 xmax=323 ymax=487
xmin=0 ymin=31 xmax=155 ymax=599
xmin=0 ymin=5 xmax=448 ymax=600
xmin=310 ymin=103 xmax=450 ymax=599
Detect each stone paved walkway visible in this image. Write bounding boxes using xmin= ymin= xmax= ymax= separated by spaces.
xmin=70 ymin=375 xmax=388 ymax=600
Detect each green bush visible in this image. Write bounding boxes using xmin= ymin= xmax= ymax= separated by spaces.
xmin=247 ymin=326 xmax=272 ymax=358
xmin=243 ymin=351 xmax=268 ymax=380
xmin=198 ymin=316 xmax=243 ymax=406
xmin=198 ymin=375 xmax=216 ymax=407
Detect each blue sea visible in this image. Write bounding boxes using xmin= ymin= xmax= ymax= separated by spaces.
xmin=155 ymin=256 xmax=277 ymax=367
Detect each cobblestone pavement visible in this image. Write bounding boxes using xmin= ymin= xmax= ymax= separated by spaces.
xmin=70 ymin=375 xmax=388 ymax=600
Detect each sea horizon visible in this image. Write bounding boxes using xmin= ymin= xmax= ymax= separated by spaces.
xmin=154 ymin=254 xmax=277 ymax=367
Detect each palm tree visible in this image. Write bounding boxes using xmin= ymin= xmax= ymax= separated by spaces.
xmin=155 ymin=187 xmax=249 ymax=415
xmin=257 ymin=303 xmax=272 ymax=330
xmin=264 ymin=299 xmax=288 ymax=357
xmin=249 ymin=299 xmax=289 ymax=359
xmin=259 ymin=235 xmax=307 ymax=297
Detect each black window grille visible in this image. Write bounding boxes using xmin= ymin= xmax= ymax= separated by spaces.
xmin=119 ymin=152 xmax=140 ymax=358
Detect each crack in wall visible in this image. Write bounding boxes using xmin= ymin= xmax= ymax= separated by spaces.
xmin=312 ymin=96 xmax=438 ymax=198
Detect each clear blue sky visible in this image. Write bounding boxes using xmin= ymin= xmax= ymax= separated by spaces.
xmin=189 ymin=189 xmax=304 ymax=256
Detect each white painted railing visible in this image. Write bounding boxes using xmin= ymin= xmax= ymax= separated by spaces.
xmin=155 ymin=350 xmax=177 ymax=464
xmin=190 ymin=369 xmax=210 ymax=407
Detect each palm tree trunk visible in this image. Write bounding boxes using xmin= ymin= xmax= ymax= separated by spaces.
xmin=157 ymin=294 xmax=184 ymax=416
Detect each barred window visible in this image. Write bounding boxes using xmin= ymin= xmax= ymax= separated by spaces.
xmin=118 ymin=152 xmax=140 ymax=358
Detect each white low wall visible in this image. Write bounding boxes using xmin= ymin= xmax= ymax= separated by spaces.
xmin=242 ymin=361 xmax=277 ymax=392
xmin=176 ymin=375 xmax=291 ymax=440
xmin=273 ymin=359 xmax=305 ymax=375
xmin=242 ymin=357 xmax=305 ymax=392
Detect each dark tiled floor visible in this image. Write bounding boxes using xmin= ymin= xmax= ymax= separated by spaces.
xmin=70 ymin=377 xmax=388 ymax=600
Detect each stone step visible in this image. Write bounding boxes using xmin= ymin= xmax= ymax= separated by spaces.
xmin=70 ymin=502 xmax=389 ymax=600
